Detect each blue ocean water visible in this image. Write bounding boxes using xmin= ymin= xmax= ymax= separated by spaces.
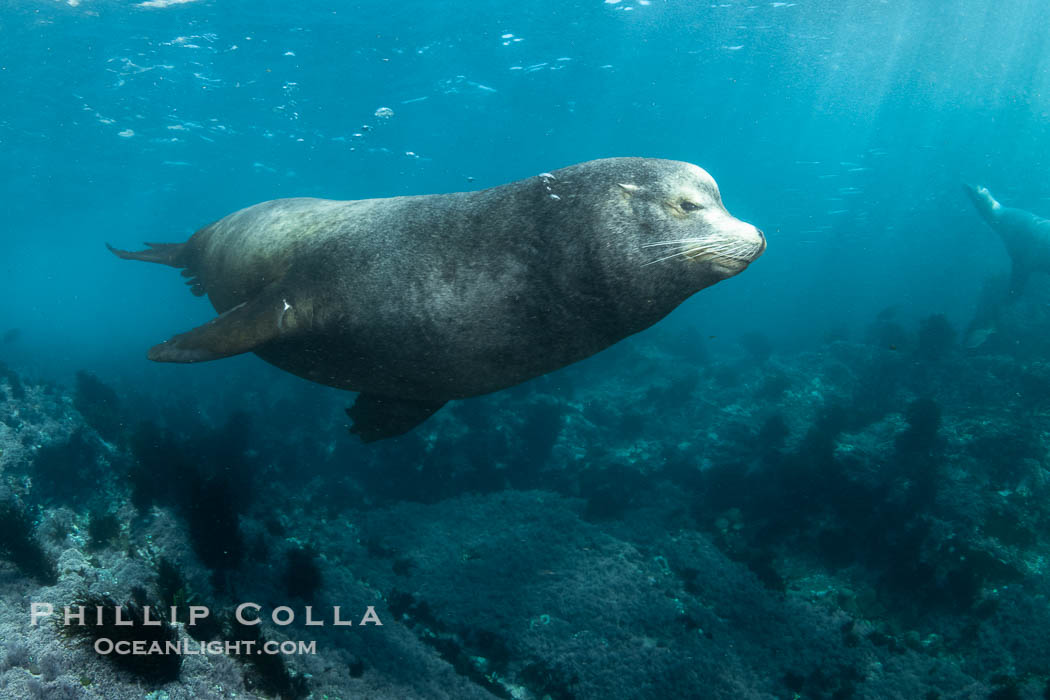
xmin=3 ymin=1 xmax=1050 ymax=698
xmin=5 ymin=0 xmax=1046 ymax=376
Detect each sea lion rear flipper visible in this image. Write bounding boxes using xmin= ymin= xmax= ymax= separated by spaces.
xmin=107 ymin=242 xmax=188 ymax=267
xmin=346 ymin=395 xmax=447 ymax=443
xmin=149 ymin=288 xmax=305 ymax=363
xmin=108 ymin=242 xmax=206 ymax=296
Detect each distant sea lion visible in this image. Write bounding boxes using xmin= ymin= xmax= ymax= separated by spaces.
xmin=965 ymin=184 xmax=1050 ymax=294
xmin=110 ymin=158 xmax=765 ymax=441
xmin=963 ymin=184 xmax=1050 ymax=346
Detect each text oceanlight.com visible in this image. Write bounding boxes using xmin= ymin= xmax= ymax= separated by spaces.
xmin=94 ymin=638 xmax=317 ymax=656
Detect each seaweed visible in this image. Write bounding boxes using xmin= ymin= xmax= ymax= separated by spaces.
xmin=153 ymin=557 xmax=220 ymax=641
xmin=230 ymin=622 xmax=309 ymax=700
xmin=519 ymin=660 xmax=578 ymax=700
xmin=894 ymin=397 xmax=942 ymax=466
xmin=866 ymin=306 xmax=909 ymax=351
xmin=580 ymin=463 xmax=651 ymax=521
xmin=968 ymin=420 xmax=1042 ymax=484
xmin=127 ymin=422 xmax=192 ymax=511
xmin=0 ymin=499 xmax=57 ymax=584
xmin=154 ymin=557 xmax=189 ymax=612
xmin=756 ymin=370 xmax=791 ymax=400
xmin=31 ymin=428 xmax=104 ymax=508
xmin=0 ymin=360 xmax=25 ymax=401
xmin=128 ymin=417 xmax=255 ymax=584
xmin=61 ymin=593 xmax=181 ymax=684
xmin=756 ymin=414 xmax=789 ymax=454
xmin=916 ymin=313 xmax=956 ymax=360
xmin=185 ymin=474 xmax=245 ymax=575
xmin=387 ymin=589 xmax=512 ymax=699
xmin=850 ymin=358 xmax=906 ymax=429
xmin=988 ymin=676 xmax=1022 ymax=700
xmin=74 ymin=371 xmax=123 ymax=442
xmin=86 ymin=511 xmax=121 ymax=551
xmin=282 ymin=545 xmax=323 ymax=600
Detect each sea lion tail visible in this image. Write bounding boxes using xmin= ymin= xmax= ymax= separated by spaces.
xmin=106 ymin=241 xmax=188 ymax=268
xmin=109 ymin=241 xmax=207 ymax=296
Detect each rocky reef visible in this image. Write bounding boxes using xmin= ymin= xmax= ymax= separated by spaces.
xmin=2 ymin=305 xmax=1050 ymax=699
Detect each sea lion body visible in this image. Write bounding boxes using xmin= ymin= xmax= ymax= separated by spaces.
xmin=111 ymin=158 xmax=765 ymax=440
xmin=963 ymin=184 xmax=1050 ymax=347
xmin=965 ymin=184 xmax=1050 ymax=293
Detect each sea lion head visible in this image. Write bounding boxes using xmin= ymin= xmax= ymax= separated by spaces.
xmin=964 ymin=183 xmax=1002 ymax=224
xmin=594 ymin=159 xmax=764 ymax=289
xmin=534 ymin=158 xmax=764 ymax=335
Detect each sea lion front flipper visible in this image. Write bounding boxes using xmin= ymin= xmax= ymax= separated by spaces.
xmin=346 ymin=395 xmax=447 ymax=443
xmin=149 ymin=289 xmax=306 ymax=363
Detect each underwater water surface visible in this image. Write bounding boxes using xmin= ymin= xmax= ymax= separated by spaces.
xmin=3 ymin=1 xmax=1050 ymax=698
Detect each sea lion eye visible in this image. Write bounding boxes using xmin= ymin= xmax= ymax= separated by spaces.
xmin=681 ymin=201 xmax=703 ymax=212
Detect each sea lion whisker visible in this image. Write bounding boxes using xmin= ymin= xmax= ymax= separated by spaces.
xmin=697 ymin=239 xmax=744 ymax=251
xmin=642 ymin=249 xmax=698 ymax=266
xmin=645 ymin=242 xmax=744 ymax=266
xmin=640 ymin=238 xmax=713 ymax=248
xmin=641 ymin=238 xmax=754 ymax=260
xmin=688 ymin=243 xmax=744 ymax=257
xmin=710 ymin=239 xmax=753 ymax=251
xmin=683 ymin=241 xmax=756 ymax=262
xmin=722 ymin=244 xmax=754 ymax=257
xmin=722 ymin=240 xmax=760 ymax=256
xmin=719 ymin=246 xmax=754 ymax=261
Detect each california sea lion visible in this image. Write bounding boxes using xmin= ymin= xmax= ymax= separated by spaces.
xmin=963 ymin=184 xmax=1050 ymax=347
xmin=110 ymin=158 xmax=765 ymax=441
xmin=964 ymin=184 xmax=1050 ymax=295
